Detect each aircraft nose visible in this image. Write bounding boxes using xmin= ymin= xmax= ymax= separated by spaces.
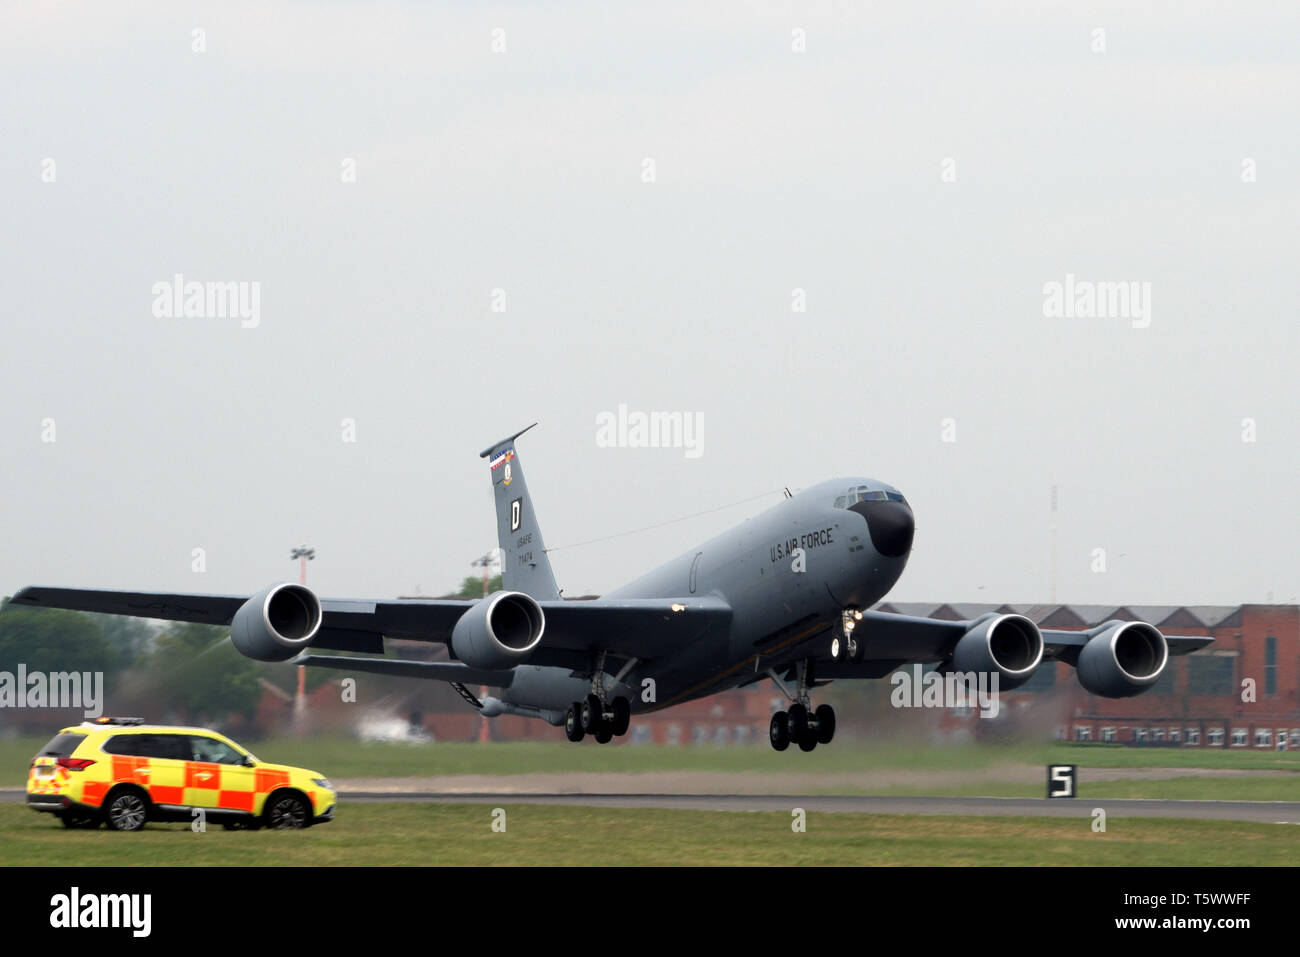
xmin=849 ymin=500 xmax=915 ymax=558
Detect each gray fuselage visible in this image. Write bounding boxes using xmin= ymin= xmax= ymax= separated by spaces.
xmin=501 ymin=478 xmax=913 ymax=721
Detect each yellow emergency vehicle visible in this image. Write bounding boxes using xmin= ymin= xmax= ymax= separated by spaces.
xmin=26 ymin=718 xmax=336 ymax=831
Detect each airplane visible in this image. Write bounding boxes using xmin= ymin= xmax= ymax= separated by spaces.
xmin=10 ymin=423 xmax=1212 ymax=751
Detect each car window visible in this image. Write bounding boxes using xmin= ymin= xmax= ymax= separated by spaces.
xmin=154 ymin=735 xmax=195 ymax=761
xmin=189 ymin=736 xmax=245 ymax=765
xmin=103 ymin=734 xmax=157 ymax=758
xmin=103 ymin=733 xmax=190 ymax=760
xmin=38 ymin=733 xmax=86 ymax=758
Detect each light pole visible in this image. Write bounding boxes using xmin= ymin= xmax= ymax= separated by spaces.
xmin=470 ymin=551 xmax=500 ymax=742
xmin=290 ymin=546 xmax=315 ymax=735
xmin=291 ymin=545 xmax=316 ymax=586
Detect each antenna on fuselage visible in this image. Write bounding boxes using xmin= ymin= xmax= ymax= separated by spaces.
xmin=783 ymin=487 xmax=792 ymax=499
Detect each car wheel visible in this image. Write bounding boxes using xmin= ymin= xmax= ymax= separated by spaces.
xmin=265 ymin=792 xmax=310 ymax=829
xmin=103 ymin=788 xmax=149 ymax=832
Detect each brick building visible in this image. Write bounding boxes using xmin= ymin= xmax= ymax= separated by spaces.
xmin=878 ymin=602 xmax=1300 ymax=749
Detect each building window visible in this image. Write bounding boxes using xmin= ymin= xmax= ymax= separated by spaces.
xmin=1255 ymin=728 xmax=1273 ymax=748
xmin=1231 ymin=728 xmax=1248 ymax=747
xmin=1186 ymin=728 xmax=1200 ymax=745
xmin=1187 ymin=655 xmax=1234 ymax=695
xmin=1101 ymin=727 xmax=1117 ymax=743
xmin=1133 ymin=728 xmax=1148 ymax=743
xmin=1291 ymin=730 xmax=1300 ymax=749
xmin=1168 ymin=729 xmax=1181 ymax=744
xmin=1152 ymin=728 xmax=1166 ymax=742
xmin=1074 ymin=726 xmax=1092 ymax=742
xmin=1265 ymin=636 xmax=1278 ymax=695
xmin=1208 ymin=728 xmax=1224 ymax=746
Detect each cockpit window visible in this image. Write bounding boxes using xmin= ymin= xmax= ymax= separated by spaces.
xmin=833 ymin=486 xmax=906 ymax=507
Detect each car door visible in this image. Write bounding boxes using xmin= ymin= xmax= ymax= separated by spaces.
xmin=186 ymin=734 xmax=256 ymax=813
xmin=103 ymin=733 xmax=188 ymax=807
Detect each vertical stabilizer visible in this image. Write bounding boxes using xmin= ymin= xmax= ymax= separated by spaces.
xmin=478 ymin=424 xmax=561 ymax=600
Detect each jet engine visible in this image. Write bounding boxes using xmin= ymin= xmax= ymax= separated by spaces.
xmin=450 ymin=590 xmax=545 ymax=670
xmin=951 ymin=614 xmax=1044 ymax=690
xmin=1076 ymin=620 xmax=1168 ymax=697
xmin=230 ymin=583 xmax=323 ymax=662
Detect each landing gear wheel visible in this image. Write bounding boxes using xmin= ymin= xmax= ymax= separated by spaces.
xmin=595 ymin=722 xmax=614 ymax=744
xmin=787 ymin=703 xmax=809 ymax=742
xmin=797 ymin=731 xmax=818 ymax=752
xmin=830 ymin=635 xmax=844 ymax=662
xmin=610 ymin=697 xmax=631 ymax=736
xmin=581 ymin=694 xmax=603 ymax=734
xmin=565 ymin=704 xmax=586 ymax=742
xmin=814 ymin=704 xmax=836 ymax=744
xmin=769 ymin=711 xmax=790 ymax=751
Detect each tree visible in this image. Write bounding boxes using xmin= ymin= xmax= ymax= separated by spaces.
xmin=443 ymin=574 xmax=503 ymax=599
xmin=86 ymin=613 xmax=154 ymax=671
xmin=135 ymin=623 xmax=262 ymax=725
xmin=0 ymin=600 xmax=117 ymax=678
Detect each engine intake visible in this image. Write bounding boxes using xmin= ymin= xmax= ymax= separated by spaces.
xmin=230 ymin=583 xmax=323 ymax=662
xmin=450 ymin=590 xmax=545 ymax=670
xmin=951 ymin=614 xmax=1044 ymax=690
xmin=1076 ymin=620 xmax=1168 ymax=698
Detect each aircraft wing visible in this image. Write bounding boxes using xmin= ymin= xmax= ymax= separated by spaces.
xmin=809 ymin=608 xmax=1212 ymax=677
xmin=7 ymin=586 xmax=731 ymax=665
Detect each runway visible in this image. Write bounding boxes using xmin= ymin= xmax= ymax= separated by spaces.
xmin=6 ymin=788 xmax=1297 ymax=822
xmin=335 ymin=791 xmax=1300 ymax=823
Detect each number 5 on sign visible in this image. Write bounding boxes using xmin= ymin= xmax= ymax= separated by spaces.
xmin=1047 ymin=764 xmax=1076 ymax=798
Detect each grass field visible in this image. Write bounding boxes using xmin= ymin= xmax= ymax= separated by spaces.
xmin=5 ymin=735 xmax=1300 ymax=785
xmin=3 ymin=802 xmax=1297 ymax=866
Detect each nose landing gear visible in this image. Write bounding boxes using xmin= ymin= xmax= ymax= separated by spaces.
xmin=767 ymin=660 xmax=836 ymax=752
xmin=829 ymin=608 xmax=864 ymax=662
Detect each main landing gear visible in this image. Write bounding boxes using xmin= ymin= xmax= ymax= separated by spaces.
xmin=767 ymin=660 xmax=835 ymax=752
xmin=565 ymin=652 xmax=633 ymax=744
xmin=565 ymin=694 xmax=630 ymax=744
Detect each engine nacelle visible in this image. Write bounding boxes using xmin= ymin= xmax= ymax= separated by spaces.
xmin=230 ymin=583 xmax=323 ymax=662
xmin=951 ymin=614 xmax=1044 ymax=691
xmin=1076 ymin=620 xmax=1168 ymax=698
xmin=450 ymin=590 xmax=545 ymax=670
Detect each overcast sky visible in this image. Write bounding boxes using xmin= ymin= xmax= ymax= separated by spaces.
xmin=2 ymin=1 xmax=1297 ymax=608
